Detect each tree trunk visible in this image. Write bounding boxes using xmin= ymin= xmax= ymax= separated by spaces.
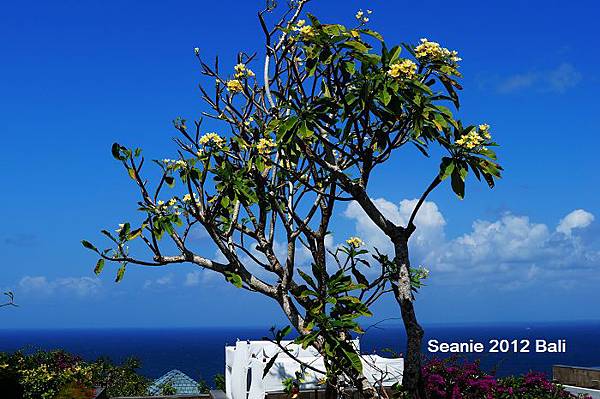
xmin=392 ymin=238 xmax=425 ymax=398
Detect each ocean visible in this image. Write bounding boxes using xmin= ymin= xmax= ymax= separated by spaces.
xmin=1 ymin=322 xmax=599 ymax=383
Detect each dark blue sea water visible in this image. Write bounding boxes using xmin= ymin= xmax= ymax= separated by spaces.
xmin=1 ymin=322 xmax=598 ymax=383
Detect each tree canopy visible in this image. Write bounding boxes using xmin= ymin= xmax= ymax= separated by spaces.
xmin=83 ymin=1 xmax=501 ymax=397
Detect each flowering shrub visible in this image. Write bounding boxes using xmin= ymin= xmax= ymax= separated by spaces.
xmin=421 ymin=357 xmax=592 ymax=399
xmin=0 ymin=350 xmax=150 ymax=399
xmin=1 ymin=350 xmax=93 ymax=399
xmin=423 ymin=357 xmax=497 ymax=399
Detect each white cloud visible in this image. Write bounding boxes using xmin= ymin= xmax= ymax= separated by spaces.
xmin=496 ymin=63 xmax=582 ymax=94
xmin=430 ymin=214 xmax=550 ymax=270
xmin=344 ymin=199 xmax=598 ymax=289
xmin=344 ymin=198 xmax=445 ymax=259
xmin=143 ymin=274 xmax=173 ymax=289
xmin=557 ymin=209 xmax=595 ymax=236
xmin=497 ymin=72 xmax=538 ymax=94
xmin=185 ymin=269 xmax=220 ymax=287
xmin=184 ymin=271 xmax=202 ymax=287
xmin=19 ymin=276 xmax=101 ymax=297
xmin=547 ymin=63 xmax=582 ymax=93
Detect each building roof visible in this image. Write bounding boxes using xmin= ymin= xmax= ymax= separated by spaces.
xmin=148 ymin=369 xmax=200 ymax=395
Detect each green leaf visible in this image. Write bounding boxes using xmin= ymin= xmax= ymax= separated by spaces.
xmin=351 ymin=267 xmax=369 ymax=286
xmin=280 ymin=325 xmax=292 ymax=338
xmin=439 ymin=76 xmax=460 ymax=108
xmin=128 ymin=228 xmax=143 ymax=241
xmin=225 ymin=272 xmax=243 ymax=288
xmin=111 ymin=143 xmax=128 ymax=161
xmin=81 ymin=240 xmax=98 ymax=253
xmin=479 ymin=147 xmax=497 ymax=160
xmin=115 ymin=264 xmax=126 ymax=282
xmin=111 ymin=143 xmax=121 ymax=160
xmin=298 ymin=270 xmax=317 ymax=290
xmin=322 ymin=24 xmax=345 ymax=36
xmin=221 ymin=196 xmax=230 ymax=208
xmin=343 ymin=348 xmax=363 ymax=373
xmin=439 ymin=157 xmax=455 ymax=181
xmin=482 ymin=171 xmax=496 ymax=188
xmin=343 ymin=61 xmax=356 ymax=75
xmin=450 ymin=169 xmax=465 ymax=199
xmin=299 ymin=289 xmax=318 ymax=298
xmin=360 ymin=29 xmax=383 ymax=42
xmin=388 ymin=46 xmax=402 ymax=63
xmin=298 ymin=121 xmax=313 ymax=139
xmin=94 ymin=259 xmax=105 ymax=275
xmin=379 ymin=87 xmax=392 ymax=106
xmin=164 ymin=176 xmax=175 ymax=188
xmin=342 ymin=40 xmax=369 ymax=53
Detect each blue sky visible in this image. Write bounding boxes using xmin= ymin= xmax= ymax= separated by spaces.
xmin=1 ymin=0 xmax=599 ymax=329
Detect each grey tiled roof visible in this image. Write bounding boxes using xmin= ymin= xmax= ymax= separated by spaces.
xmin=148 ymin=369 xmax=200 ymax=395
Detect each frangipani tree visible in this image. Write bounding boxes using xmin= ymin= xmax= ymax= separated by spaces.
xmin=83 ymin=1 xmax=501 ymax=397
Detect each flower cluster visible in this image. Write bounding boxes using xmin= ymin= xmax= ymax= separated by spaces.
xmin=455 ymin=124 xmax=492 ymax=150
xmin=182 ymin=192 xmax=199 ymax=204
xmin=155 ymin=198 xmax=181 ymax=216
xmin=293 ymin=20 xmax=315 ymax=39
xmin=256 ymin=137 xmax=276 ymax=154
xmin=421 ymin=357 xmax=588 ymax=399
xmin=387 ymin=59 xmax=417 ymax=80
xmin=234 ymin=63 xmax=255 ymax=79
xmin=199 ymin=132 xmax=225 ymax=148
xmin=226 ymin=79 xmax=244 ymax=93
xmin=478 ymin=123 xmax=492 ymax=140
xmin=355 ymin=9 xmax=372 ymax=24
xmin=161 ymin=158 xmax=187 ymax=169
xmin=415 ymin=38 xmax=461 ymax=64
xmin=346 ymin=236 xmax=363 ymax=248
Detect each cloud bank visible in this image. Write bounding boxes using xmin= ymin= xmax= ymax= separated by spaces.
xmin=19 ymin=276 xmax=102 ymax=297
xmin=344 ymin=199 xmax=599 ymax=290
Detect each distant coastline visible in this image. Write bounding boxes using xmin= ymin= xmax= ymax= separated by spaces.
xmin=1 ymin=321 xmax=599 ymax=380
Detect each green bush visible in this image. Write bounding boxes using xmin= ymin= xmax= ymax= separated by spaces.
xmin=88 ymin=356 xmax=150 ymax=397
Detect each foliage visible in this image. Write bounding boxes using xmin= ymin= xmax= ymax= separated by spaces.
xmin=0 ymin=350 xmax=150 ymax=399
xmin=158 ymin=381 xmax=178 ymax=395
xmin=88 ymin=356 xmax=151 ymax=397
xmin=214 ymin=373 xmax=225 ymax=392
xmin=197 ymin=376 xmax=211 ymax=394
xmin=418 ymin=357 xmax=591 ymax=399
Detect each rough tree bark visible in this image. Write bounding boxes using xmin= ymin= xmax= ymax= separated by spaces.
xmin=391 ymin=230 xmax=425 ymax=398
